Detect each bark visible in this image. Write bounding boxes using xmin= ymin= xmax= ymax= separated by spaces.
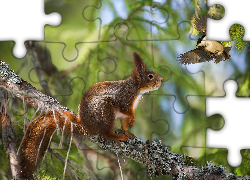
xmin=0 ymin=98 xmax=21 ymax=179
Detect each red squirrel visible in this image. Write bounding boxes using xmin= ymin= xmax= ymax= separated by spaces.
xmin=19 ymin=51 xmax=163 ymax=178
xmin=78 ymin=51 xmax=163 ymax=146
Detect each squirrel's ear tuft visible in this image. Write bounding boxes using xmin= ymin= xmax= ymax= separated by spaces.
xmin=132 ymin=51 xmax=145 ymax=74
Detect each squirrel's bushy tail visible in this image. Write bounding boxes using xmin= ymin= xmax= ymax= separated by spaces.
xmin=19 ymin=110 xmax=85 ymax=179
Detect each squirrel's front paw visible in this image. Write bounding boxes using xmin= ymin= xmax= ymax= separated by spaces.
xmin=129 ymin=120 xmax=135 ymax=129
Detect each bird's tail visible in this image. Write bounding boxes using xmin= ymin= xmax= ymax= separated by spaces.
xmin=224 ymin=47 xmax=232 ymax=53
xmin=223 ymin=47 xmax=232 ymax=59
xmin=214 ymin=54 xmax=225 ymax=64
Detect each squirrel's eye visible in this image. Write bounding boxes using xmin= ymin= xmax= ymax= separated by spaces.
xmin=148 ymin=74 xmax=154 ymax=79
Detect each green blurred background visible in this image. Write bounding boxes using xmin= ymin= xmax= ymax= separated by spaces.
xmin=0 ymin=0 xmax=250 ymax=179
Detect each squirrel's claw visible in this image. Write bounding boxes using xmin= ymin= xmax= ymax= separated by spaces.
xmin=116 ymin=135 xmax=128 ymax=147
xmin=124 ymin=130 xmax=136 ymax=138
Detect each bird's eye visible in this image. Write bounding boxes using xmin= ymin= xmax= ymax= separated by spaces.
xmin=148 ymin=74 xmax=154 ymax=79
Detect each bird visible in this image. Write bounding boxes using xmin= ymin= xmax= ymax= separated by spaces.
xmin=177 ymin=14 xmax=232 ymax=65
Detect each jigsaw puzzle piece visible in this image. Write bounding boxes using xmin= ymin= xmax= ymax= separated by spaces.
xmin=94 ymin=149 xmax=117 ymax=180
xmin=145 ymin=95 xmax=211 ymax=150
xmin=181 ymin=146 xmax=235 ymax=172
xmin=132 ymin=95 xmax=169 ymax=142
xmin=82 ymin=0 xmax=180 ymax=41
xmin=71 ymin=138 xmax=117 ymax=180
xmin=126 ymin=3 xmax=179 ymax=41
xmin=161 ymin=22 xmax=205 ymax=113
xmin=45 ymin=0 xmax=100 ymax=61
xmin=206 ymin=79 xmax=250 ymax=167
xmin=44 ymin=42 xmax=117 ymax=100
xmin=0 ymin=0 xmax=61 ymax=58
xmin=207 ymin=0 xmax=250 ymax=42
xmin=94 ymin=25 xmax=171 ymax=83
xmin=180 ymin=115 xmax=225 ymax=166
xmin=168 ymin=66 xmax=205 ymax=114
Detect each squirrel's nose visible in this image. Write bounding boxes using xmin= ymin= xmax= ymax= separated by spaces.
xmin=157 ymin=77 xmax=163 ymax=84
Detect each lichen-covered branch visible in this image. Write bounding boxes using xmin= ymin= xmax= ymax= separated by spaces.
xmin=1 ymin=60 xmax=250 ymax=179
xmin=89 ymin=134 xmax=250 ymax=179
xmin=0 ymin=60 xmax=69 ymax=112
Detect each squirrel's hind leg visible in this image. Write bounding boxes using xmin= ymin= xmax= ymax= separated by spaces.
xmin=120 ymin=117 xmax=136 ymax=138
xmin=98 ymin=101 xmax=128 ymax=146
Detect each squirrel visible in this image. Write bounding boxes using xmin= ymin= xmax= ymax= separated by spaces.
xmin=19 ymin=51 xmax=163 ymax=179
xmin=78 ymin=51 xmax=163 ymax=146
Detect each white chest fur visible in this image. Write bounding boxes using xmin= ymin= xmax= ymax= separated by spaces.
xmin=133 ymin=94 xmax=142 ymax=110
xmin=115 ymin=89 xmax=150 ymax=119
xmin=132 ymin=89 xmax=149 ymax=110
xmin=115 ymin=111 xmax=127 ymax=119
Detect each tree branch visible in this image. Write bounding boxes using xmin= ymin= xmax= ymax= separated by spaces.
xmin=0 ymin=60 xmax=249 ymax=179
xmin=25 ymin=41 xmax=53 ymax=97
xmin=0 ymin=95 xmax=21 ymax=179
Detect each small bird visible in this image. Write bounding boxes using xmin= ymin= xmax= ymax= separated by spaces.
xmin=177 ymin=14 xmax=232 ymax=65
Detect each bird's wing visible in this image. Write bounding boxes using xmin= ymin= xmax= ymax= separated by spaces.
xmin=192 ymin=14 xmax=207 ymax=34
xmin=177 ymin=47 xmax=213 ymax=65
